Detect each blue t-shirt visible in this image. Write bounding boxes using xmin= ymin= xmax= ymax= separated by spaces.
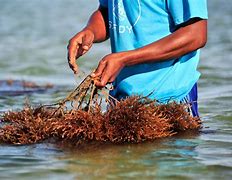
xmin=99 ymin=0 xmax=208 ymax=102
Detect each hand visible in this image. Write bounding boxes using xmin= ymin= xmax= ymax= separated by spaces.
xmin=91 ymin=53 xmax=126 ymax=88
xmin=67 ymin=29 xmax=94 ymax=74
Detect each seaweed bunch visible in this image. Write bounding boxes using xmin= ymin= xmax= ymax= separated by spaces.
xmin=0 ymin=74 xmax=202 ymax=145
xmin=104 ymin=97 xmax=201 ymax=143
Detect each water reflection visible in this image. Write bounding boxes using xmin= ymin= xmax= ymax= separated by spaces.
xmin=53 ymin=132 xmax=201 ymax=179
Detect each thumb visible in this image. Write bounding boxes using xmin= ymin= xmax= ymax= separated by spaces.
xmin=91 ymin=60 xmax=107 ymax=78
xmin=82 ymin=34 xmax=93 ymax=54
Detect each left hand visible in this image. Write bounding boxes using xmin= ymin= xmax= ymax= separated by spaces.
xmin=91 ymin=53 xmax=126 ymax=87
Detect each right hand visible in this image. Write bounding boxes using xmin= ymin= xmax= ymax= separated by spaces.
xmin=67 ymin=29 xmax=94 ymax=74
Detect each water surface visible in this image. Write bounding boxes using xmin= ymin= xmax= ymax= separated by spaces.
xmin=0 ymin=0 xmax=232 ymax=179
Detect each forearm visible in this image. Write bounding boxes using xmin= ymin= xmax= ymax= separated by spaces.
xmin=121 ymin=19 xmax=207 ymax=66
xmin=84 ymin=6 xmax=108 ymax=43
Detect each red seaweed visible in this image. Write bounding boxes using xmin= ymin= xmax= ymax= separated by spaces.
xmin=0 ymin=75 xmax=201 ymax=145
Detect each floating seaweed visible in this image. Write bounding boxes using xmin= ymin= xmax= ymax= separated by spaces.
xmin=0 ymin=74 xmax=202 ymax=145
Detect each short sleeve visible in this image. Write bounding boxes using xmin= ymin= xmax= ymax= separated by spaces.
xmin=99 ymin=0 xmax=108 ymax=8
xmin=167 ymin=0 xmax=208 ymax=26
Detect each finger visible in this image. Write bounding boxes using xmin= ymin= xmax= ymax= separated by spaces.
xmin=75 ymin=44 xmax=89 ymax=59
xmin=68 ymin=39 xmax=80 ymax=61
xmin=68 ymin=41 xmax=81 ymax=73
xmin=82 ymin=34 xmax=93 ymax=52
xmin=82 ymin=49 xmax=88 ymax=55
xmin=68 ymin=58 xmax=79 ymax=74
xmin=75 ymin=47 xmax=87 ymax=59
xmin=94 ymin=75 xmax=108 ymax=87
xmin=78 ymin=40 xmax=92 ymax=57
xmin=93 ymin=79 xmax=102 ymax=87
xmin=91 ymin=60 xmax=107 ymax=78
xmin=109 ymin=76 xmax=115 ymax=83
xmin=94 ymin=65 xmax=112 ymax=88
xmin=99 ymin=68 xmax=110 ymax=87
xmin=68 ymin=52 xmax=78 ymax=74
xmin=76 ymin=46 xmax=84 ymax=59
xmin=68 ymin=51 xmax=78 ymax=74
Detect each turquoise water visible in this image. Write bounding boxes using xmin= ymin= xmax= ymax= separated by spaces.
xmin=0 ymin=0 xmax=232 ymax=179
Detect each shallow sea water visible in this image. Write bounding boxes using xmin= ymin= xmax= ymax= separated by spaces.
xmin=0 ymin=0 xmax=232 ymax=179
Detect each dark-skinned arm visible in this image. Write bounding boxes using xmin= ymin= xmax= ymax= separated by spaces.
xmin=68 ymin=6 xmax=108 ymax=74
xmin=92 ymin=18 xmax=207 ymax=87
